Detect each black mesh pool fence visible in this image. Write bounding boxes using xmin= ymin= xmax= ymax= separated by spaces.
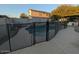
xmin=0 ymin=18 xmax=64 ymax=54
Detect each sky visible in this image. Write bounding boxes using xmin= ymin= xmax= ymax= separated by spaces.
xmin=0 ymin=4 xmax=59 ymax=18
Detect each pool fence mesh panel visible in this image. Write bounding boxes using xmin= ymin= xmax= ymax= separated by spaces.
xmin=0 ymin=18 xmax=64 ymax=53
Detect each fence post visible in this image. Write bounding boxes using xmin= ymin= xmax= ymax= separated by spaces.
xmin=55 ymin=22 xmax=57 ymax=35
xmin=6 ymin=23 xmax=12 ymax=52
xmin=55 ymin=21 xmax=59 ymax=35
xmin=46 ymin=20 xmax=49 ymax=41
xmin=33 ymin=22 xmax=36 ymax=45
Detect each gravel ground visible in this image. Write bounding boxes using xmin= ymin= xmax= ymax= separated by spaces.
xmin=10 ymin=27 xmax=79 ymax=54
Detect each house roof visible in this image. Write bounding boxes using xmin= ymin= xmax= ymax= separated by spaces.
xmin=29 ymin=9 xmax=50 ymax=14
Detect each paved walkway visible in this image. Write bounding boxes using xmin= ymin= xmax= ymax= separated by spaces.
xmin=10 ymin=27 xmax=33 ymax=51
xmin=11 ymin=27 xmax=79 ymax=54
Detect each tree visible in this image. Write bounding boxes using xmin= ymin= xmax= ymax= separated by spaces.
xmin=51 ymin=5 xmax=79 ymax=17
xmin=51 ymin=15 xmax=60 ymax=21
xmin=20 ymin=13 xmax=28 ymax=18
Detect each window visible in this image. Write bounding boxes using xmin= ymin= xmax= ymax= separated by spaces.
xmin=39 ymin=13 xmax=42 ymax=16
xmin=46 ymin=14 xmax=49 ymax=16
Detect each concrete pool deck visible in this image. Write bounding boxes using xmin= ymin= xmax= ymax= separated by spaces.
xmin=10 ymin=27 xmax=79 ymax=54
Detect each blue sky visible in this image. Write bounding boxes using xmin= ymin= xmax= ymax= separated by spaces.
xmin=0 ymin=4 xmax=59 ymax=17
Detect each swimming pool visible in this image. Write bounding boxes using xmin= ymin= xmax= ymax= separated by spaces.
xmin=25 ymin=23 xmax=56 ymax=33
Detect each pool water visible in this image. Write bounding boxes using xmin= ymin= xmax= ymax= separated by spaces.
xmin=26 ymin=24 xmax=56 ymax=35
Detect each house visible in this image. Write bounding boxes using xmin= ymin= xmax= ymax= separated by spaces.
xmin=59 ymin=18 xmax=68 ymax=22
xmin=28 ymin=9 xmax=50 ymax=20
